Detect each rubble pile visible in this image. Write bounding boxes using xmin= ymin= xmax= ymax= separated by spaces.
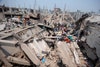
xmin=0 ymin=6 xmax=100 ymax=67
xmin=0 ymin=23 xmax=88 ymax=67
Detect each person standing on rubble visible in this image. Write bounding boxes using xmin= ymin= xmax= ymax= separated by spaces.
xmin=23 ymin=15 xmax=31 ymax=26
xmin=6 ymin=19 xmax=12 ymax=30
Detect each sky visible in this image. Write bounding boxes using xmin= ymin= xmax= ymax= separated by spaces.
xmin=0 ymin=0 xmax=100 ymax=12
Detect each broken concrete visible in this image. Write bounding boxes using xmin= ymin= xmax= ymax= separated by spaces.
xmin=0 ymin=5 xmax=100 ymax=67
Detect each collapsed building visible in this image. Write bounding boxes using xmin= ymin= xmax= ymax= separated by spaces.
xmin=0 ymin=6 xmax=100 ymax=67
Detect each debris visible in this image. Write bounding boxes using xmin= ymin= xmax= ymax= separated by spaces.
xmin=0 ymin=5 xmax=99 ymax=67
xmin=0 ymin=24 xmax=6 ymax=31
xmin=0 ymin=47 xmax=13 ymax=67
xmin=0 ymin=40 xmax=18 ymax=46
xmin=20 ymin=43 xmax=41 ymax=65
xmin=7 ymin=56 xmax=30 ymax=66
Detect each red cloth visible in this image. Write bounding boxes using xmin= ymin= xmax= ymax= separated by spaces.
xmin=64 ymin=38 xmax=70 ymax=43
